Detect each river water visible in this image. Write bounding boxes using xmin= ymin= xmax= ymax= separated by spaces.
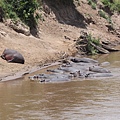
xmin=0 ymin=52 xmax=120 ymax=120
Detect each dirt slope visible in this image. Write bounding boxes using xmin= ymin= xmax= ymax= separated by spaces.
xmin=0 ymin=0 xmax=119 ymax=80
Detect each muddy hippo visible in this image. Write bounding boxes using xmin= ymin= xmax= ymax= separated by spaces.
xmin=85 ymin=72 xmax=113 ymax=78
xmin=1 ymin=49 xmax=25 ymax=64
xmin=89 ymin=66 xmax=111 ymax=73
xmin=70 ymin=57 xmax=98 ymax=63
xmin=29 ymin=73 xmax=70 ymax=83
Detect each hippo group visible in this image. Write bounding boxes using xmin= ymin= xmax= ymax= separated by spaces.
xmin=29 ymin=57 xmax=113 ymax=83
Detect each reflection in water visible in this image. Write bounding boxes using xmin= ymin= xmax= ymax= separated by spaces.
xmin=0 ymin=52 xmax=120 ymax=120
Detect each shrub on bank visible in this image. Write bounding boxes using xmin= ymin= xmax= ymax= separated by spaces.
xmin=0 ymin=0 xmax=41 ymax=28
xmin=101 ymin=0 xmax=120 ymax=13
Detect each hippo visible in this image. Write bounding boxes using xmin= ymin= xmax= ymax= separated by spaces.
xmin=1 ymin=49 xmax=25 ymax=64
xmin=29 ymin=73 xmax=70 ymax=83
xmin=69 ymin=57 xmax=98 ymax=63
xmin=89 ymin=66 xmax=111 ymax=73
xmin=85 ymin=72 xmax=113 ymax=78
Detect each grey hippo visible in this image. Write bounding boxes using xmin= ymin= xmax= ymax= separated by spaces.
xmin=1 ymin=49 xmax=25 ymax=64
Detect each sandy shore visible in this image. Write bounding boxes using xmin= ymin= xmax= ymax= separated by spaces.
xmin=0 ymin=23 xmax=76 ymax=81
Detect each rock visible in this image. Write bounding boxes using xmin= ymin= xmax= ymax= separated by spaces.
xmin=85 ymin=14 xmax=96 ymax=25
xmin=43 ymin=3 xmax=51 ymax=15
xmin=0 ymin=31 xmax=7 ymax=37
xmin=64 ymin=36 xmax=71 ymax=40
xmin=5 ymin=19 xmax=30 ymax=36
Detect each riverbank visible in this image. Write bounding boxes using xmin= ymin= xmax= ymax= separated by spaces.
xmin=0 ymin=0 xmax=120 ymax=81
xmin=0 ymin=22 xmax=77 ymax=81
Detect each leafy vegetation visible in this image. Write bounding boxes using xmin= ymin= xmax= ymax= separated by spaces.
xmin=87 ymin=0 xmax=97 ymax=9
xmin=76 ymin=32 xmax=102 ymax=55
xmin=0 ymin=0 xmax=41 ymax=28
xmin=98 ymin=10 xmax=113 ymax=24
xmin=86 ymin=34 xmax=101 ymax=55
xmin=101 ymin=0 xmax=120 ymax=13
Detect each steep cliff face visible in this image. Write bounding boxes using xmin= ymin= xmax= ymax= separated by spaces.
xmin=0 ymin=0 xmax=119 ymax=79
xmin=43 ymin=0 xmax=86 ymax=28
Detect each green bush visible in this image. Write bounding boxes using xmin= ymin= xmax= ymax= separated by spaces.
xmin=87 ymin=0 xmax=96 ymax=9
xmin=86 ymin=34 xmax=100 ymax=55
xmin=98 ymin=10 xmax=107 ymax=19
xmin=0 ymin=0 xmax=41 ymax=27
xmin=98 ymin=10 xmax=113 ymax=24
xmin=101 ymin=0 xmax=120 ymax=12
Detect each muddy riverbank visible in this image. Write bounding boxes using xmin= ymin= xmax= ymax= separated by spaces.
xmin=0 ymin=0 xmax=120 ymax=82
xmin=1 ymin=51 xmax=120 ymax=82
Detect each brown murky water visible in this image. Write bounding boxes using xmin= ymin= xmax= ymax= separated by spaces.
xmin=0 ymin=52 xmax=120 ymax=120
